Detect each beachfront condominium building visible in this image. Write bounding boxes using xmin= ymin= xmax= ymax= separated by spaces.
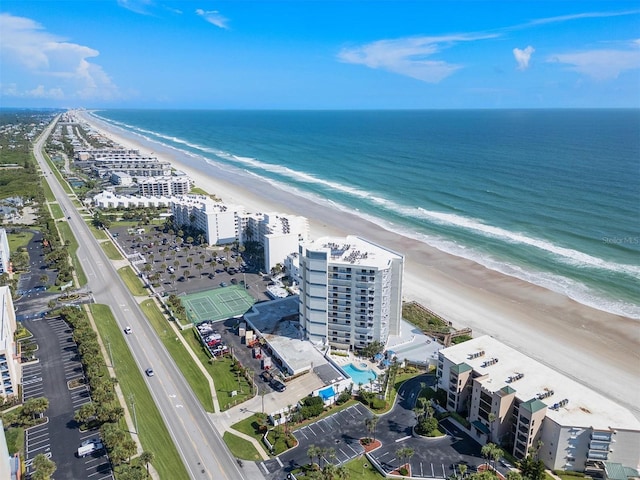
xmin=0 ymin=229 xmax=9 ymax=274
xmin=172 ymin=196 xmax=244 ymax=246
xmin=240 ymin=212 xmax=310 ymax=272
xmin=136 ymin=175 xmax=192 ymax=196
xmin=91 ymin=155 xmax=172 ymax=177
xmin=0 ymin=286 xmax=20 ymax=401
xmin=297 ymin=236 xmax=404 ymax=351
xmin=437 ymin=336 xmax=640 ymax=472
xmin=93 ymin=191 xmax=172 ymax=209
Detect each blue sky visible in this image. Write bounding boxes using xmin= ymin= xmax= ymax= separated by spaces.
xmin=1 ymin=1 xmax=639 ymax=109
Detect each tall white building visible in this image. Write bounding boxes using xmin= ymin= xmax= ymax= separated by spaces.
xmin=297 ymin=236 xmax=404 ymax=351
xmin=0 ymin=229 xmax=9 ymax=274
xmin=0 ymin=286 xmax=20 ymax=401
xmin=437 ymin=336 xmax=640 ymax=472
xmin=241 ymin=212 xmax=309 ymax=272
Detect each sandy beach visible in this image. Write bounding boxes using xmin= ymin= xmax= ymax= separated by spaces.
xmin=79 ymin=111 xmax=639 ymax=418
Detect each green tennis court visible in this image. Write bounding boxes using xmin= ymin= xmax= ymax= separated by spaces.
xmin=181 ymin=285 xmax=256 ymax=323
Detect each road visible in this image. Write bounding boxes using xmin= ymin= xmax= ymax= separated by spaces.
xmin=33 ymin=118 xmax=258 ymax=480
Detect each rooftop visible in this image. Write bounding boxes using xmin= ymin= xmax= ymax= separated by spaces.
xmin=244 ymin=296 xmax=330 ymax=376
xmin=440 ymin=335 xmax=640 ymax=431
xmin=307 ymin=235 xmax=403 ymax=269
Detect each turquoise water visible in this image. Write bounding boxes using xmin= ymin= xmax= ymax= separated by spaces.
xmin=92 ymin=109 xmax=640 ymax=318
xmin=343 ymin=363 xmax=377 ymax=385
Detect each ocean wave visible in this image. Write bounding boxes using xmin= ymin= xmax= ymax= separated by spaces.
xmin=90 ymin=112 xmax=639 ymax=318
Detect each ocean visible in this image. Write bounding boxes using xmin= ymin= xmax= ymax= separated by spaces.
xmin=91 ymin=109 xmax=640 ymax=319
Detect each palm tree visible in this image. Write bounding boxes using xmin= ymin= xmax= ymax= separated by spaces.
xmin=365 ymin=415 xmax=379 ymax=442
xmin=481 ymin=443 xmax=503 ymax=470
xmin=31 ymin=453 xmax=56 ymax=480
xmin=459 ymin=464 xmax=468 ymax=478
xmin=307 ymin=444 xmax=319 ymax=467
xmin=139 ymin=451 xmax=154 ymax=478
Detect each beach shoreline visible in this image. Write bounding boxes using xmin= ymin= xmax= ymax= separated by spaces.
xmin=79 ymin=111 xmax=639 ymax=417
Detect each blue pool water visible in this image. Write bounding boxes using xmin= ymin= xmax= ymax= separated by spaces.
xmin=343 ymin=363 xmax=377 ymax=385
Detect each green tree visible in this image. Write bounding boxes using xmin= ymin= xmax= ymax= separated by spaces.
xmin=506 ymin=471 xmax=523 ymax=480
xmin=22 ymin=397 xmax=49 ymax=420
xmin=31 ymin=453 xmax=56 ymax=480
xmin=307 ymin=444 xmax=320 ymax=468
xmin=74 ymin=402 xmax=97 ymax=426
xmin=365 ymin=415 xmax=379 ymax=441
xmin=140 ymin=451 xmax=154 ymax=478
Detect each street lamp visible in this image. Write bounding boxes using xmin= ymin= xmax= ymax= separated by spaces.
xmin=129 ymin=393 xmax=138 ymax=434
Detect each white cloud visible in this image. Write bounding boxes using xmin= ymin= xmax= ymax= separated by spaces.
xmin=195 ymin=9 xmax=229 ymax=29
xmin=526 ymin=9 xmax=640 ymax=27
xmin=513 ymin=46 xmax=535 ymax=70
xmin=547 ymin=49 xmax=640 ymax=80
xmin=117 ymin=0 xmax=154 ymax=16
xmin=0 ymin=13 xmax=119 ymax=101
xmin=337 ymin=34 xmax=496 ymax=83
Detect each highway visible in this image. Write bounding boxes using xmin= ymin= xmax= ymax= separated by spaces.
xmin=33 ymin=117 xmax=256 ymax=480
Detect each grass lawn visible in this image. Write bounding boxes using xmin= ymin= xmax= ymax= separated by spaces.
xmin=222 ymin=431 xmax=262 ymax=461
xmin=89 ymin=304 xmax=189 ymax=480
xmin=41 ymin=176 xmax=56 ymax=202
xmin=56 ymin=220 xmax=87 ymax=286
xmin=180 ymin=329 xmax=253 ymax=411
xmin=49 ymin=202 xmax=64 ymax=220
xmin=231 ymin=414 xmax=267 ymax=444
xmin=7 ymin=230 xmax=34 ymax=252
xmin=118 ymin=266 xmax=147 ymax=296
xmin=4 ymin=427 xmax=24 ymax=456
xmin=102 ymin=241 xmax=124 ymax=260
xmin=88 ymin=223 xmax=109 ymax=240
xmin=189 ymin=186 xmax=209 ymax=195
xmin=139 ymin=299 xmax=214 ymax=412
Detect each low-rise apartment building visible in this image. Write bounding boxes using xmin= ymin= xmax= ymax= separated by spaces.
xmin=137 ymin=175 xmax=192 ymax=196
xmin=437 ymin=336 xmax=640 ymax=472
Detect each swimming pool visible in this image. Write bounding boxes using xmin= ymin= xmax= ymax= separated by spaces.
xmin=343 ymin=363 xmax=377 ymax=386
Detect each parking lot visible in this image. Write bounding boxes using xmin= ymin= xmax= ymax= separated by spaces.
xmin=261 ymin=403 xmax=371 ymax=476
xmin=22 ymin=316 xmax=114 ymax=480
xmin=109 ymin=225 xmax=274 ymax=302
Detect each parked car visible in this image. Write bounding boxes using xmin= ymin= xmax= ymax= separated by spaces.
xmin=261 ymin=370 xmax=273 ymax=382
xmin=270 ymin=379 xmax=286 ymax=392
xmin=211 ymin=345 xmax=229 ymax=356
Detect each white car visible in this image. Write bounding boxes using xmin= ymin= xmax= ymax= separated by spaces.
xmin=124 ymin=326 xmax=132 ymax=334
xmin=145 ymin=368 xmax=154 ymax=377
